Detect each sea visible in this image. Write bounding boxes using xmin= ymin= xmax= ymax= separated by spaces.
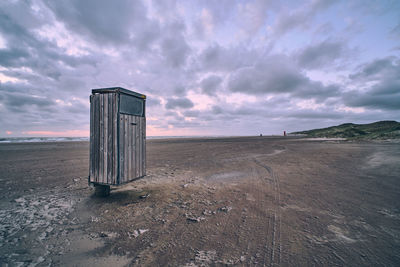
xmin=0 ymin=136 xmax=231 ymax=143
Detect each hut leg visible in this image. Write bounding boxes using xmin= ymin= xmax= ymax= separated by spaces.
xmin=94 ymin=184 xmax=110 ymax=197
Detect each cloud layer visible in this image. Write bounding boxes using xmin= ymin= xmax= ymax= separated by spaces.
xmin=0 ymin=0 xmax=399 ymax=136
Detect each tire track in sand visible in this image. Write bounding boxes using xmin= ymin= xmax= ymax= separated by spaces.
xmin=241 ymin=163 xmax=272 ymax=266
xmin=254 ymin=157 xmax=282 ymax=267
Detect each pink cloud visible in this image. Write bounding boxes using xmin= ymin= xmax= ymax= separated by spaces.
xmin=6 ymin=131 xmax=12 ymax=135
xmin=22 ymin=130 xmax=89 ymax=137
xmin=147 ymin=125 xmax=203 ymax=136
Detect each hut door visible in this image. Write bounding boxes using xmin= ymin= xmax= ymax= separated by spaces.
xmin=119 ymin=114 xmax=145 ymax=183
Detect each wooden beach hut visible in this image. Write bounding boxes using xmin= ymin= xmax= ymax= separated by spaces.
xmin=89 ymin=87 xmax=146 ymax=196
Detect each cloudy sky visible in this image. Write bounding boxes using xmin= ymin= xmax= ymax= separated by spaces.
xmin=0 ymin=0 xmax=399 ymax=137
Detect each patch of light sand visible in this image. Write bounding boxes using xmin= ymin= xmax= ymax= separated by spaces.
xmin=327 ymin=225 xmax=356 ymax=243
xmin=365 ymin=152 xmax=400 ymax=168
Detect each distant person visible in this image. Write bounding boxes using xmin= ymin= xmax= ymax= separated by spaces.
xmin=284 ymin=131 xmax=286 ymax=137
xmin=260 ymin=134 xmax=262 ymax=136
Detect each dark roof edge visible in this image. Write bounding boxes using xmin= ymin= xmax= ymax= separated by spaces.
xmin=91 ymin=87 xmax=146 ymax=99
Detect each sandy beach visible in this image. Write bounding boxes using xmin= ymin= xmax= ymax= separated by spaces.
xmin=0 ymin=137 xmax=399 ymax=266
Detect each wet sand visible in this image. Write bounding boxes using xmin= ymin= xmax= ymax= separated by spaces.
xmin=0 ymin=137 xmax=399 ymax=266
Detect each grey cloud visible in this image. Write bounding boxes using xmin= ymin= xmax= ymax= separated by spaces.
xmin=147 ymin=97 xmax=161 ymax=107
xmin=161 ymin=36 xmax=190 ymax=67
xmin=287 ymin=110 xmax=343 ymax=119
xmin=0 ymin=7 xmax=97 ymax=83
xmin=165 ymin=110 xmax=179 ymax=117
xmin=165 ymin=97 xmax=194 ymax=109
xmin=200 ymin=0 xmax=235 ymax=24
xmin=369 ymin=79 xmax=400 ymax=95
xmin=274 ymin=11 xmax=309 ymax=36
xmin=0 ymin=82 xmax=56 ymax=106
xmin=133 ymin=21 xmax=161 ymax=51
xmin=390 ymin=22 xmax=400 ymax=38
xmin=345 ymin=80 xmax=400 ymax=110
xmin=0 ymin=82 xmax=90 ymax=133
xmin=192 ymin=12 xmax=211 ymax=40
xmin=0 ymin=48 xmax=30 ymax=67
xmin=345 ymin=57 xmax=400 ymax=110
xmin=350 ymin=57 xmax=399 ymax=80
xmin=183 ymin=110 xmax=200 ymax=117
xmin=228 ymin=63 xmax=304 ymax=94
xmin=198 ymin=44 xmax=258 ymax=72
xmin=44 ymin=0 xmax=149 ymax=46
xmin=191 ymin=0 xmax=235 ymax=39
xmin=311 ymin=0 xmax=337 ymax=11
xmin=174 ymin=86 xmax=186 ymax=95
xmin=227 ymin=54 xmax=340 ymax=101
xmin=238 ymin=0 xmax=272 ymax=37
xmin=200 ymin=75 xmax=222 ymax=95
xmin=211 ymin=106 xmax=223 ymax=115
xmin=1 ymin=91 xmax=54 ymax=115
xmin=64 ymin=100 xmax=89 ymax=114
xmin=314 ymin=22 xmax=334 ymax=36
xmin=168 ymin=120 xmax=201 ymax=128
xmin=150 ymin=0 xmax=180 ymax=21
xmin=161 ymin=21 xmax=191 ymax=68
xmin=346 ymin=93 xmax=400 ymax=110
xmin=205 ymin=99 xmax=343 ymax=121
xmin=273 ymin=0 xmax=337 ymax=37
xmin=296 ymin=40 xmax=347 ymax=69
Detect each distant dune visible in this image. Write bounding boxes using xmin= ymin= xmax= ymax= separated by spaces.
xmin=292 ymin=120 xmax=400 ymax=139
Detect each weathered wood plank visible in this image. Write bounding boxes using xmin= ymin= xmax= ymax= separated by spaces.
xmin=119 ymin=114 xmax=125 ymax=183
xmin=127 ymin=115 xmax=131 ymax=181
xmin=107 ymin=93 xmax=112 ymax=184
xmin=94 ymin=94 xmax=99 ymax=183
xmin=137 ymin=116 xmax=140 ymax=177
xmin=114 ymin=93 xmax=118 ymax=184
xmin=134 ymin=115 xmax=137 ymax=178
xmin=131 ymin=116 xmax=137 ymax=179
xmin=141 ymin=116 xmax=143 ymax=177
xmin=89 ymin=95 xmax=94 ymax=181
xmin=136 ymin=116 xmax=140 ymax=178
xmin=138 ymin=116 xmax=142 ymax=177
xmin=124 ymin=114 xmax=128 ymax=182
xmin=134 ymin=116 xmax=138 ymax=178
xmin=138 ymin=117 xmax=143 ymax=177
xmin=142 ymin=117 xmax=146 ymax=176
xmin=99 ymin=93 xmax=104 ymax=183
xmin=103 ymin=94 xmax=108 ymax=184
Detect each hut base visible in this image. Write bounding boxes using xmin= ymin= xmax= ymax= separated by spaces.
xmin=94 ymin=184 xmax=110 ymax=197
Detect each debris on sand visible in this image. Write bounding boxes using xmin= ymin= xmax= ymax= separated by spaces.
xmin=199 ymin=199 xmax=213 ymax=206
xmin=140 ymin=193 xmax=150 ymax=199
xmin=99 ymin=231 xmax=118 ymax=238
xmin=202 ymin=209 xmax=214 ymax=216
xmin=129 ymin=229 xmax=149 ymax=238
xmin=99 ymin=232 xmax=108 ymax=237
xmin=183 ymin=250 xmax=218 ymax=266
xmin=185 ymin=213 xmax=205 ymax=223
xmin=187 ymin=217 xmax=205 ymax=223
xmin=194 ymin=250 xmax=217 ymax=264
xmin=139 ymin=229 xmax=149 ymax=234
xmin=219 ymin=206 xmax=233 ymax=212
